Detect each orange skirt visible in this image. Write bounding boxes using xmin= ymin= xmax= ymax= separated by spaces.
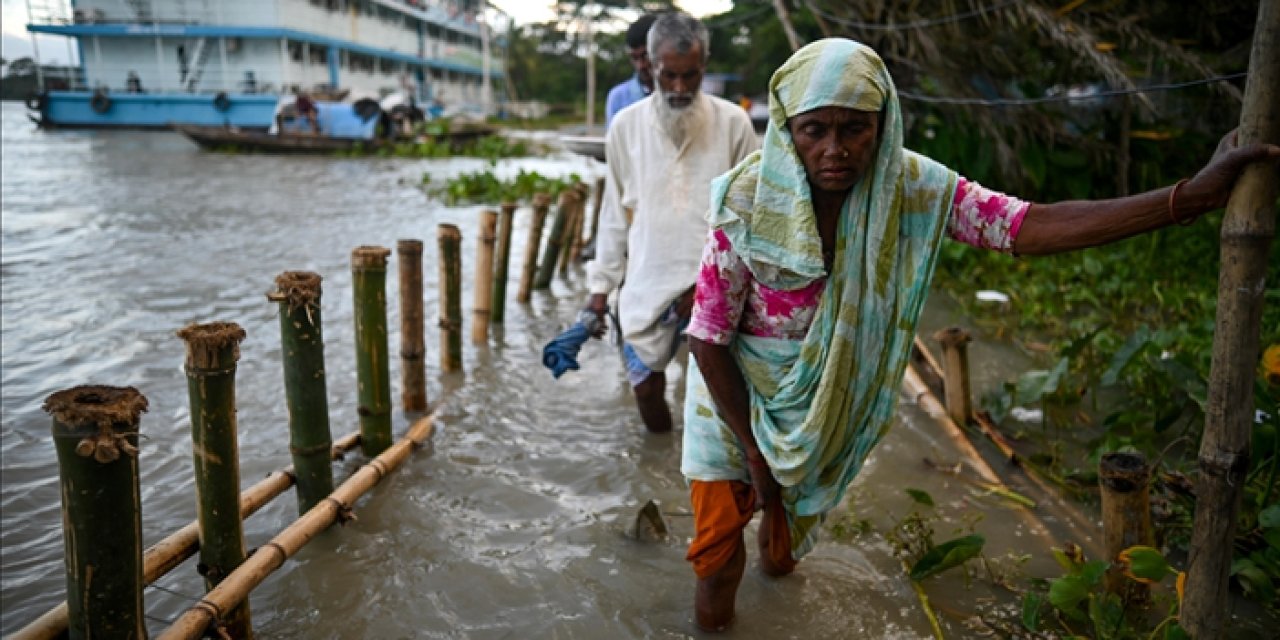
xmin=686 ymin=480 xmax=796 ymax=578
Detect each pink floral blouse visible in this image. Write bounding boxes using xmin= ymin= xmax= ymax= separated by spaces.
xmin=688 ymin=177 xmax=1029 ymax=344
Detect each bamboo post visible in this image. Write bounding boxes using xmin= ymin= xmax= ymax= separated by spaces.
xmin=491 ymin=202 xmax=517 ymax=324
xmin=517 ymin=193 xmax=551 ymax=303
xmin=396 ymin=240 xmax=428 ymax=412
xmin=351 ymin=246 xmax=394 ymax=457
xmin=932 ymin=327 xmax=973 ymax=426
xmin=472 ymin=210 xmax=498 ymax=343
xmin=585 ymin=176 xmax=605 ymax=249
xmin=437 ymin=224 xmax=463 ymax=371
xmin=12 ymin=435 xmax=364 ymax=640
xmin=1184 ymin=2 xmax=1280 ymax=635
xmin=535 ymin=190 xmax=576 ymax=289
xmin=43 ymin=385 xmax=148 ymax=640
xmin=565 ymin=183 xmax=588 ymax=267
xmin=176 ymin=322 xmax=254 ymax=639
xmin=267 ymin=271 xmax=336 ymax=514
xmin=156 ymin=415 xmax=439 ymax=640
xmin=1099 ymin=452 xmax=1154 ymax=604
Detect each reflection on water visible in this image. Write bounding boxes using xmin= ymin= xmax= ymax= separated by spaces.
xmin=3 ymin=102 xmax=1268 ymax=638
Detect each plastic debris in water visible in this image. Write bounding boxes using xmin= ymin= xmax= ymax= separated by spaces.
xmin=975 ymin=290 xmax=1010 ymax=304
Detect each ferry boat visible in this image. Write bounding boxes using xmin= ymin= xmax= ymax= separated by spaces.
xmin=23 ymin=0 xmax=504 ymax=130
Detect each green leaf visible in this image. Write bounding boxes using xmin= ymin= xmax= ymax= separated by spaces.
xmin=1088 ymin=592 xmax=1124 ymax=640
xmin=1080 ymin=560 xmax=1109 ymax=586
xmin=1048 ymin=574 xmax=1091 ymax=617
xmin=1164 ymin=622 xmax=1191 ymax=640
xmin=1259 ymin=504 xmax=1280 ymax=529
xmin=1101 ymin=326 xmax=1151 ymax=386
xmin=1231 ymin=559 xmax=1276 ymax=603
xmin=1118 ymin=546 xmax=1172 ymax=583
xmin=905 ymin=488 xmax=935 ymax=507
xmin=1018 ymin=145 xmax=1047 ymax=190
xmin=908 ymin=534 xmax=985 ymax=581
xmin=1021 ymin=591 xmax=1043 ymax=631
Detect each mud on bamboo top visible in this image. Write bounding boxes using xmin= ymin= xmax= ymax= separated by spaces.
xmin=532 ymin=192 xmax=552 ymax=208
xmin=43 ymin=385 xmax=149 ymax=430
xmin=268 ymin=270 xmax=323 ymax=312
xmin=396 ymin=239 xmax=423 ymax=254
xmin=438 ymin=224 xmax=461 ymax=239
xmin=177 ymin=321 xmax=246 ymax=371
xmin=500 ymin=201 xmax=518 ymax=214
xmin=932 ymin=327 xmax=972 ymax=348
xmin=351 ymin=245 xmax=392 ymax=269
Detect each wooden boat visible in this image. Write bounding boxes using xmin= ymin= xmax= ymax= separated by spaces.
xmin=560 ymin=134 xmax=606 ymax=162
xmin=173 ymin=123 xmax=497 ymax=155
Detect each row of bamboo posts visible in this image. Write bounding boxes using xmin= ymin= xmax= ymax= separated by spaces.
xmin=21 ymin=170 xmax=1183 ymax=636
xmin=17 ymin=179 xmax=605 ymax=640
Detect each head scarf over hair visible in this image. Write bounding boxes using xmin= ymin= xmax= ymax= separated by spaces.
xmin=682 ymin=39 xmax=959 ymax=558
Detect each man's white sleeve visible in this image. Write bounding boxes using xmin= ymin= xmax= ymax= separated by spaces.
xmin=587 ymin=130 xmax=630 ymax=296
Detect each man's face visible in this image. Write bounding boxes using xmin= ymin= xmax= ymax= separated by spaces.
xmin=653 ymin=42 xmax=704 ymax=110
xmin=788 ymin=107 xmax=880 ymax=195
xmin=629 ymin=45 xmax=652 ymax=89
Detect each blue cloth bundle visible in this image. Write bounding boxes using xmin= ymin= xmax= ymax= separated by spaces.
xmin=541 ymin=321 xmax=592 ymax=379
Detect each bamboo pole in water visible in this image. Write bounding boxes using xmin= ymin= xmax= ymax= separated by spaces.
xmin=472 ymin=210 xmax=498 ymax=343
xmin=156 ymin=415 xmax=438 ymax=640
xmin=517 ymin=193 xmax=551 ymax=303
xmin=564 ymin=183 xmax=587 ymax=269
xmin=932 ymin=327 xmax=973 ymax=426
xmin=396 ymin=240 xmax=428 ymax=412
xmin=585 ymin=176 xmax=605 ymax=250
xmin=267 ymin=272 xmax=336 ymax=514
xmin=1099 ymin=452 xmax=1153 ymax=605
xmin=351 ymin=246 xmax=394 ymax=456
xmin=491 ymin=202 xmax=517 ymax=324
xmin=12 ymin=435 xmax=363 ymax=640
xmin=535 ymin=190 xmax=577 ymax=289
xmin=177 ymin=322 xmax=254 ymax=639
xmin=437 ymin=224 xmax=463 ymax=371
xmin=1184 ymin=2 xmax=1280 ymax=635
xmin=43 ymin=385 xmax=148 ymax=640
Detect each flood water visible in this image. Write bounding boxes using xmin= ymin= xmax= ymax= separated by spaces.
xmin=0 ymin=100 xmax=1267 ymax=639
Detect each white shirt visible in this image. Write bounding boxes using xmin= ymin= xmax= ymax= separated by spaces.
xmin=588 ymin=92 xmax=759 ymax=368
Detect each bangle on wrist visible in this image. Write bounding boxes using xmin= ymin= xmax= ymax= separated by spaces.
xmin=1167 ymin=178 xmax=1195 ymax=226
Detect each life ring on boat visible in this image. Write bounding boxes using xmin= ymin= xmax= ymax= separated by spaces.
xmin=25 ymin=92 xmax=47 ymax=111
xmin=212 ymin=92 xmax=232 ymax=112
xmin=90 ymin=90 xmax=112 ymax=114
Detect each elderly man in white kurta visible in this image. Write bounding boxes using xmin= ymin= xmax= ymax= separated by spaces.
xmin=585 ymin=12 xmax=759 ymax=433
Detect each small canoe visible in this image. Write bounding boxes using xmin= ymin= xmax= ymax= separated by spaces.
xmin=173 ymin=123 xmax=497 ymax=155
xmin=560 ymin=134 xmax=605 ymax=162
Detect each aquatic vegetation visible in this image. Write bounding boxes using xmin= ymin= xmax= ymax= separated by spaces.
xmin=422 ymin=168 xmax=582 ymax=206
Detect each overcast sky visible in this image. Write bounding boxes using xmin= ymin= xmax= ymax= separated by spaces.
xmin=2 ymin=0 xmax=734 ymax=66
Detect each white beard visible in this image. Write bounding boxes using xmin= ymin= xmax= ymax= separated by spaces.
xmin=653 ymin=88 xmax=701 ymax=147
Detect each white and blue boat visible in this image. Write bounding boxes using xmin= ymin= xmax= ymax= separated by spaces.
xmin=23 ymin=0 xmax=504 ymax=130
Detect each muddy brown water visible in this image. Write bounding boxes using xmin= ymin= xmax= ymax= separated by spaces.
xmin=0 ymin=102 xmax=1266 ymax=638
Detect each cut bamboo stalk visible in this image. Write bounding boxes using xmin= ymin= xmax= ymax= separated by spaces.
xmin=932 ymin=327 xmax=973 ymax=426
xmin=517 ymin=193 xmax=551 ymax=302
xmin=491 ymin=202 xmax=517 ymax=324
xmin=177 ymin=321 xmax=254 ymax=639
xmin=472 ymin=210 xmax=498 ymax=343
xmin=902 ymin=365 xmax=1059 ymax=550
xmin=12 ymin=434 xmax=363 ymax=640
xmin=351 ymin=246 xmax=394 ymax=456
xmin=437 ymin=224 xmax=463 ymax=372
xmin=396 ymin=240 xmax=428 ymax=412
xmin=43 ymin=385 xmax=148 ymax=640
xmin=156 ymin=414 xmax=438 ymax=640
xmin=1099 ymin=452 xmax=1153 ymax=604
xmin=912 ymin=336 xmax=1104 ymax=558
xmin=267 ymin=272 xmax=336 ymax=515
xmin=1184 ymin=3 xmax=1280 ymax=634
xmin=535 ymin=190 xmax=576 ymax=289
